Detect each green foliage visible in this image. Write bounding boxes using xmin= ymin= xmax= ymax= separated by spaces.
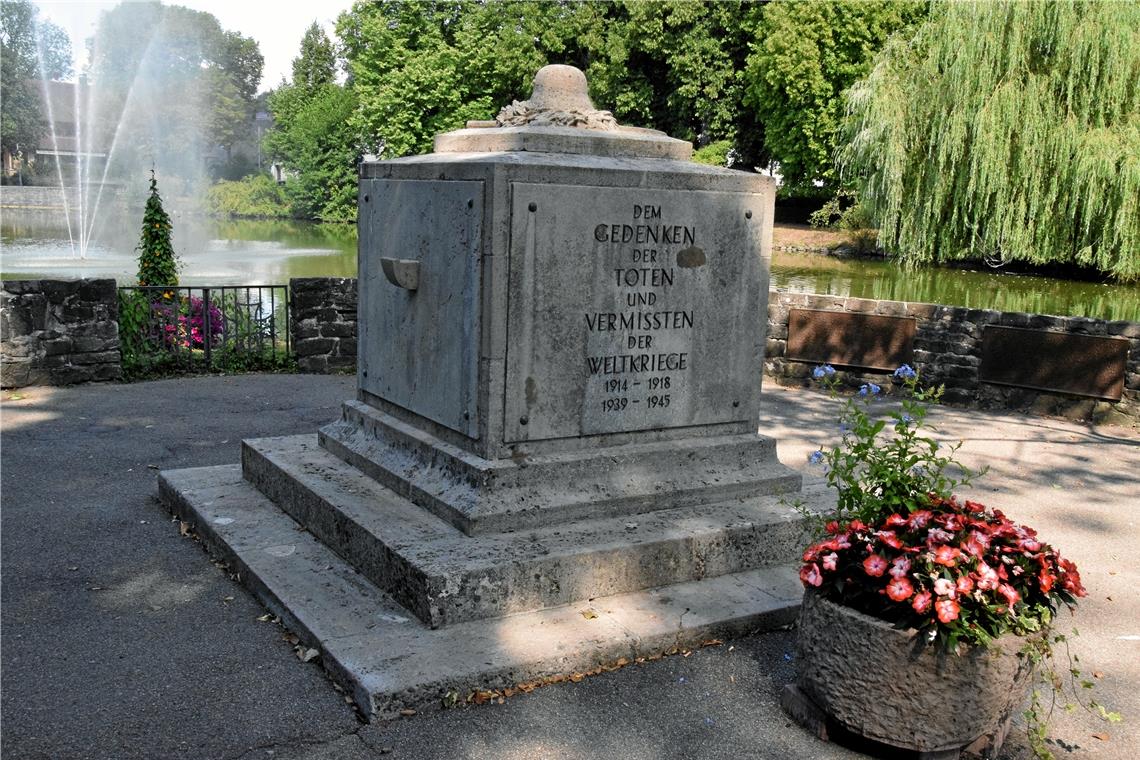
xmin=809 ymin=365 xmax=983 ymax=525
xmin=135 ymin=172 xmax=178 ymax=287
xmin=267 ymin=84 xmax=360 ymax=222
xmin=691 ymin=140 xmax=733 ymax=167
xmin=337 ymin=1 xmax=763 ymax=162
xmin=263 ymin=21 xmax=358 ymax=222
xmin=206 ymin=174 xmax=291 ymax=218
xmin=808 ymin=190 xmax=879 ymax=253
xmin=745 ymin=0 xmax=927 ymax=189
xmin=841 ymin=0 xmax=1140 ymax=281
xmin=116 ymin=289 xmax=153 ymax=373
xmin=86 ymin=2 xmax=263 ymax=168
xmin=292 ymin=22 xmax=337 ymax=91
xmin=1 ymin=0 xmax=72 ymax=157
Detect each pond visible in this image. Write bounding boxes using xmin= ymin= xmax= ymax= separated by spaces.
xmin=3 ymin=213 xmax=1138 ymax=321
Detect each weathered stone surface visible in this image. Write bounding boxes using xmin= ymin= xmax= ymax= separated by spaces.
xmin=766 ymin=291 xmax=1139 ymax=423
xmin=289 ymin=278 xmax=357 ymax=374
xmin=160 ymin=462 xmax=808 ymax=719
xmin=317 ymin=402 xmax=801 ymax=535
xmin=239 ymin=434 xmax=819 ymax=627
xmin=793 ymin=591 xmax=1033 ymax=754
xmin=0 ymin=278 xmax=120 ymax=388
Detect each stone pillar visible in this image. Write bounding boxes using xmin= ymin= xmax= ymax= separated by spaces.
xmin=1 ymin=279 xmax=121 ymax=387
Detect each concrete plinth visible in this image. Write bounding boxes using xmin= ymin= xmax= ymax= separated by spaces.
xmin=160 ymin=462 xmax=826 ymax=718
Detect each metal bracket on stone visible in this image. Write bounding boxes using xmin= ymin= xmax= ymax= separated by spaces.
xmin=380 ymin=258 xmax=420 ymax=291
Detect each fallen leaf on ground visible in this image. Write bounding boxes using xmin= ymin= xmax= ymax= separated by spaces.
xmin=1093 ymin=671 xmax=1104 ymax=679
xmin=1092 ymin=733 xmax=1110 ymax=741
xmin=178 ymin=521 xmax=191 ymax=537
xmin=223 ymin=596 xmax=234 ymax=603
xmin=256 ymin=613 xmax=274 ymax=622
xmin=580 ymin=608 xmax=598 ymax=620
xmin=569 ymin=673 xmax=584 ymax=683
xmin=297 ymin=647 xmax=319 ymax=663
xmin=398 ymin=708 xmax=416 ymax=717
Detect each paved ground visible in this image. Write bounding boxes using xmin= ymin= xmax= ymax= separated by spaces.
xmin=2 ymin=374 xmax=1136 ymax=760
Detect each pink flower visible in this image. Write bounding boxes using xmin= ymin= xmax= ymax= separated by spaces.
xmin=875 ymin=530 xmax=905 ymax=550
xmin=935 ymin=597 xmax=961 ymax=623
xmin=956 ymin=576 xmax=974 ymax=595
xmin=975 ymin=562 xmax=999 ymax=591
xmin=933 ymin=577 xmax=956 ymax=597
xmin=863 ymin=554 xmax=888 ymax=577
xmin=962 ymin=531 xmax=990 ymax=558
xmin=997 ymin=583 xmax=1021 ymax=607
xmin=822 ymin=552 xmax=838 ymax=571
xmin=908 ymin=510 xmax=933 ymax=529
xmin=927 ymin=528 xmax=955 ymax=546
xmin=932 ymin=545 xmax=961 ymax=567
xmin=885 ymin=514 xmax=908 ymax=528
xmin=889 ymin=555 xmax=912 ymax=579
xmin=886 ymin=576 xmax=914 ymax=602
xmin=912 ymin=590 xmax=932 ymax=614
xmin=800 ymin=563 xmax=823 ymax=587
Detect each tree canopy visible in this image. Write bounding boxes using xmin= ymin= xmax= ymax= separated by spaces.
xmin=0 ymin=0 xmax=72 ymax=158
xmin=262 ymin=21 xmax=360 ymax=222
xmin=841 ymin=0 xmax=1140 ymax=281
xmin=86 ymin=1 xmax=263 ymax=175
xmin=336 ymin=0 xmax=763 ymax=163
xmin=745 ymin=0 xmax=927 ymax=189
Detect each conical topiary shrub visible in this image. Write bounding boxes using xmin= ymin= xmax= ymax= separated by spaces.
xmin=136 ymin=170 xmax=179 ymax=287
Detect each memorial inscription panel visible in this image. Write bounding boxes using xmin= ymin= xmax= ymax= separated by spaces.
xmin=504 ymin=183 xmax=766 ymax=442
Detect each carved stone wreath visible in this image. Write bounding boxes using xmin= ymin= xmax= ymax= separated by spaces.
xmin=495 ymin=100 xmax=618 ymax=131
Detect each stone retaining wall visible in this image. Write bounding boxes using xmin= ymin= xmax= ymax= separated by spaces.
xmin=289 ymin=278 xmax=357 ymax=374
xmin=766 ymin=292 xmax=1140 ymax=424
xmin=1 ymin=279 xmax=121 ymax=387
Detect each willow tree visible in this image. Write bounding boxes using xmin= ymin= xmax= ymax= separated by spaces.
xmin=841 ymin=1 xmax=1140 ymax=281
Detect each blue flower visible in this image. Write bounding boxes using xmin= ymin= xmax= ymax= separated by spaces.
xmin=858 ymin=383 xmax=881 ymax=397
xmin=812 ymin=364 xmax=837 ymax=379
xmin=901 ymin=413 xmax=914 ymax=424
xmin=808 ymin=450 xmax=825 ymax=465
xmin=893 ymin=364 xmax=917 ymax=380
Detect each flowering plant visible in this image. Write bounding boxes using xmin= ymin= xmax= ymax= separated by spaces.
xmin=151 ymin=295 xmax=224 ymax=350
xmin=800 ymin=494 xmax=1085 ymax=650
xmin=800 ymin=364 xmax=1084 ymax=649
xmin=796 ymin=365 xmax=1117 ymax=756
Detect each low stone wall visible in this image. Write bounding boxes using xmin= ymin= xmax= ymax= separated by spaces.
xmin=290 ymin=277 xmax=357 ymax=374
xmin=1 ymin=279 xmax=121 ymax=387
xmin=766 ymin=292 xmax=1140 ymax=424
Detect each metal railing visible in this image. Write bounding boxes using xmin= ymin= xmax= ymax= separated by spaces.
xmin=117 ymin=285 xmax=291 ymax=377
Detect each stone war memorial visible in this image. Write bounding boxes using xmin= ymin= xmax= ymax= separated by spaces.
xmin=160 ymin=65 xmax=823 ymax=717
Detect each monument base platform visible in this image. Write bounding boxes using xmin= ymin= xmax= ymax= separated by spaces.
xmin=159 ymin=441 xmax=830 ymax=719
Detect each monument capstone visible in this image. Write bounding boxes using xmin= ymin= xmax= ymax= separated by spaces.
xmin=161 ymin=64 xmax=826 ymax=718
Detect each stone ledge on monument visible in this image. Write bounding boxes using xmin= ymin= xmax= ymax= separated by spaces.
xmin=232 ymin=436 xmax=824 ymax=629
xmin=160 ymin=460 xmax=806 ymax=719
xmin=315 ymin=400 xmax=802 ymax=537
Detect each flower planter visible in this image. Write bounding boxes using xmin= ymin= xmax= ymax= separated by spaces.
xmin=783 ymin=590 xmax=1036 ymax=758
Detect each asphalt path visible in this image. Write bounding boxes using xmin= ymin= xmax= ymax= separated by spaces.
xmin=2 ymin=374 xmax=1136 ymax=760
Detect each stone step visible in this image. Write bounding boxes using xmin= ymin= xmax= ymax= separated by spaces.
xmin=239 ymin=434 xmax=826 ymax=628
xmin=159 ymin=463 xmax=805 ymax=721
xmin=318 ymin=400 xmax=804 ymax=535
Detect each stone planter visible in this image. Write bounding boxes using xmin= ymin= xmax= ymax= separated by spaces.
xmin=782 ymin=590 xmax=1036 ymax=759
